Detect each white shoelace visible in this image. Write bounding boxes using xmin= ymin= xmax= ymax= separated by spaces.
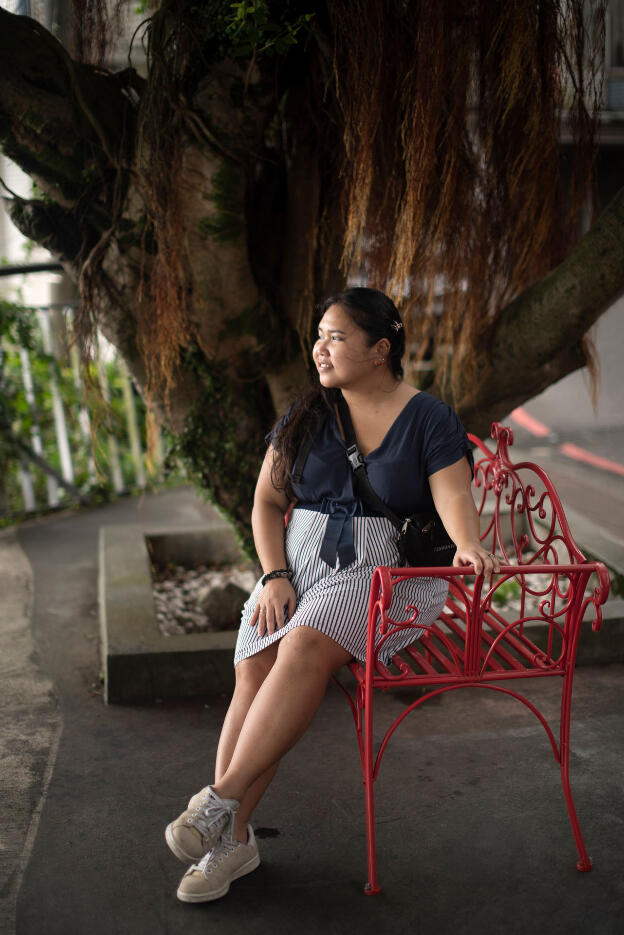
xmin=196 ymin=836 xmax=238 ymax=874
xmin=189 ymin=790 xmax=234 ymax=840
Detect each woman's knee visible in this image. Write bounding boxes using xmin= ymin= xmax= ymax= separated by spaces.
xmin=234 ymin=646 xmax=277 ymax=694
xmin=277 ymin=626 xmax=351 ymax=675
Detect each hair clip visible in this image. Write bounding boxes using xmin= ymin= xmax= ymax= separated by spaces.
xmin=390 ymin=320 xmax=403 ymax=332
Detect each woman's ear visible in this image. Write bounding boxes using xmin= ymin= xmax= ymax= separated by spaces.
xmin=376 ymin=338 xmax=391 ymax=357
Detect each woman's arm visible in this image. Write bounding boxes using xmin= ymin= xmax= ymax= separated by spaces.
xmin=428 ymin=457 xmax=500 ymax=575
xmin=249 ymin=447 xmax=297 ymax=636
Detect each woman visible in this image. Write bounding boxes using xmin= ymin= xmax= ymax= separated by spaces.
xmin=165 ymin=287 xmax=499 ymax=903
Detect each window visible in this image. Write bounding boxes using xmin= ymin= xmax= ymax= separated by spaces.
xmin=606 ymin=0 xmax=624 ymax=109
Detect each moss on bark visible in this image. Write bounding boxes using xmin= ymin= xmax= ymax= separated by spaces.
xmin=171 ymin=347 xmax=268 ymax=557
xmin=198 ymin=161 xmax=244 ymax=244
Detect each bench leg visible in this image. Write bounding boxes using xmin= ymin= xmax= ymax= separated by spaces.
xmin=364 ymin=770 xmax=380 ymax=893
xmin=363 ymin=699 xmax=381 ymax=894
xmin=561 ymin=673 xmax=593 ymax=872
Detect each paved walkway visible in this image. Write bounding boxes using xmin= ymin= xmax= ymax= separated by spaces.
xmin=2 ymin=481 xmax=624 ymax=934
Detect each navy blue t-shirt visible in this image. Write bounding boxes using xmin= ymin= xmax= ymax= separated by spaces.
xmin=274 ymin=392 xmax=473 ymax=516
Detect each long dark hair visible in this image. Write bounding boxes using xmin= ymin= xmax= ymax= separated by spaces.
xmin=270 ymin=287 xmax=405 ymax=497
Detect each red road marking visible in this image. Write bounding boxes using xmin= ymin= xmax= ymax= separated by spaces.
xmin=511 ymin=407 xmax=624 ymax=478
xmin=510 ymin=407 xmax=551 ymax=437
xmin=559 ymin=443 xmax=624 ymax=478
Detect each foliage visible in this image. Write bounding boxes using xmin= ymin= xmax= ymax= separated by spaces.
xmin=226 ymin=1 xmax=314 ymax=59
xmin=491 ymin=577 xmax=522 ymax=607
xmin=0 ymin=300 xmax=164 ymax=517
xmin=0 ymin=300 xmax=37 ymax=462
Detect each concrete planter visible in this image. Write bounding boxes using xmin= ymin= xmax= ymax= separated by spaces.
xmin=99 ymin=524 xmax=256 ymax=704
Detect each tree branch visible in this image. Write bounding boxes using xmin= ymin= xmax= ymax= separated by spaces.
xmin=0 ymin=8 xmax=139 ymax=207
xmin=452 ymin=186 xmax=624 ymax=435
xmin=7 ymin=198 xmax=84 ymax=266
xmin=492 ymin=185 xmax=624 ymax=368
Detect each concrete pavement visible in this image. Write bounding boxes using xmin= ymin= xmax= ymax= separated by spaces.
xmin=2 ymin=481 xmax=624 ymax=934
xmin=0 ymin=530 xmax=61 ymax=935
xmin=504 ymin=430 xmax=624 ymax=558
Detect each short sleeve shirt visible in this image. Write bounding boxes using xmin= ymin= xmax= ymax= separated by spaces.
xmin=274 ymin=392 xmax=474 ymax=516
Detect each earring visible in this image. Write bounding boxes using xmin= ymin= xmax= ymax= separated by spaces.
xmin=374 ymin=357 xmax=385 ymax=366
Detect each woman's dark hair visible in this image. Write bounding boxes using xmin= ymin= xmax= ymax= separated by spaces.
xmin=269 ymin=287 xmax=405 ymax=498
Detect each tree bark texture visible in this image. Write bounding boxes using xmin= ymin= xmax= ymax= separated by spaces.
xmin=1 ymin=7 xmax=623 ymax=547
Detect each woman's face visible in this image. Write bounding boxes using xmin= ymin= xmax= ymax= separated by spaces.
xmin=313 ymin=304 xmax=382 ymax=390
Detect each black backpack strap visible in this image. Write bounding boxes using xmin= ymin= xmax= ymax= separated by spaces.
xmin=291 ymin=409 xmax=327 ymax=484
xmin=336 ymin=393 xmax=404 ymax=530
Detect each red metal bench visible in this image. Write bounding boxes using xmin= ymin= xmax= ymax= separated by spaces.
xmin=334 ymin=422 xmax=611 ymax=894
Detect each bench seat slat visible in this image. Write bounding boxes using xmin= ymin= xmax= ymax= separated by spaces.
xmin=437 ymin=603 xmax=527 ymax=672
xmin=445 ymin=595 xmax=543 ymax=670
xmin=410 ymin=633 xmax=463 ymax=674
xmin=400 ymin=644 xmax=441 ymax=675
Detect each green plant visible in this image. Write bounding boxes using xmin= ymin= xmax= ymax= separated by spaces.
xmin=225 ymin=1 xmax=314 ymax=58
xmin=491 ymin=577 xmax=522 ymax=607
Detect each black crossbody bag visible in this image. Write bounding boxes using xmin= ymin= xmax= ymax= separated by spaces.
xmin=336 ymin=394 xmax=456 ymax=568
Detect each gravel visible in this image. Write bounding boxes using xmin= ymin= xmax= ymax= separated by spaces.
xmin=152 ymin=563 xmax=258 ymax=636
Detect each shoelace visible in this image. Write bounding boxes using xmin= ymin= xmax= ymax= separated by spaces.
xmin=195 ymin=836 xmax=238 ymax=875
xmin=189 ymin=791 xmax=233 ymax=840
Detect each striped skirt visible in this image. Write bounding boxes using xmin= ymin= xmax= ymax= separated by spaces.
xmin=234 ymin=507 xmax=448 ymax=666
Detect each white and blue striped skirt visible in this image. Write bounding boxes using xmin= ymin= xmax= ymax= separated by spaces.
xmin=234 ymin=507 xmax=448 ymax=666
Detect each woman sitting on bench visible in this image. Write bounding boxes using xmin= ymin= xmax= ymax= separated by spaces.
xmin=165 ymin=286 xmax=499 ymax=903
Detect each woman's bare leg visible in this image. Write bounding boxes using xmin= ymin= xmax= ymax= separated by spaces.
xmin=213 ymin=643 xmax=279 ymax=841
xmin=215 ymin=643 xmax=278 ymax=776
xmin=212 ymin=627 xmax=351 ymax=810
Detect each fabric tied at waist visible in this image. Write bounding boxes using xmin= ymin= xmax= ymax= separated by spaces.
xmin=318 ymin=499 xmax=358 ymax=569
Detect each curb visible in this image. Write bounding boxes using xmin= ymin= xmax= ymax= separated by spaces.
xmin=99 ymin=524 xmax=252 ymax=703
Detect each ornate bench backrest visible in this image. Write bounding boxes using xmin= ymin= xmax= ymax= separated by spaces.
xmin=469 ymin=422 xmax=586 ymax=567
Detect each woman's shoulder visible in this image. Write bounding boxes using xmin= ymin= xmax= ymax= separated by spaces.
xmin=403 ymin=390 xmax=459 ymax=428
xmin=400 ymin=392 xmax=470 ymax=459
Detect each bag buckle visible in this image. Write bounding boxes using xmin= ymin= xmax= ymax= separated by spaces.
xmin=346 ymin=444 xmax=365 ymax=471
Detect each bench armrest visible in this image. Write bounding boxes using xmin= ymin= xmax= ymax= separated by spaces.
xmin=367 ymin=560 xmax=611 ymax=653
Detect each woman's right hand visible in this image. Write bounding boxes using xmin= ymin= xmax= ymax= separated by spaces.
xmin=250 ymin=578 xmax=297 ymax=637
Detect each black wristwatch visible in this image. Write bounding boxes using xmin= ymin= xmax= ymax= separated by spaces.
xmin=260 ymin=568 xmax=292 ymax=586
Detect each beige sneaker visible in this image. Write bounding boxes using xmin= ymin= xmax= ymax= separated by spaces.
xmin=177 ymin=825 xmax=260 ymax=903
xmin=165 ymin=786 xmax=239 ymax=864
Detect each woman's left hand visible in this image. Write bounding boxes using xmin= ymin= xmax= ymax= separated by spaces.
xmin=453 ymin=542 xmax=501 ymax=575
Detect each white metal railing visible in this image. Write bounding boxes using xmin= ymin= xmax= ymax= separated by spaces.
xmin=1 ymin=304 xmax=165 ymax=516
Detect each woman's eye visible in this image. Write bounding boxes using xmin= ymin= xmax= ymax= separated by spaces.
xmin=315 ymin=333 xmax=343 ymax=342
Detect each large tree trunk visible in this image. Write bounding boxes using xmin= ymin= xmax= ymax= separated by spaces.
xmin=1 ymin=6 xmax=623 ymax=550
